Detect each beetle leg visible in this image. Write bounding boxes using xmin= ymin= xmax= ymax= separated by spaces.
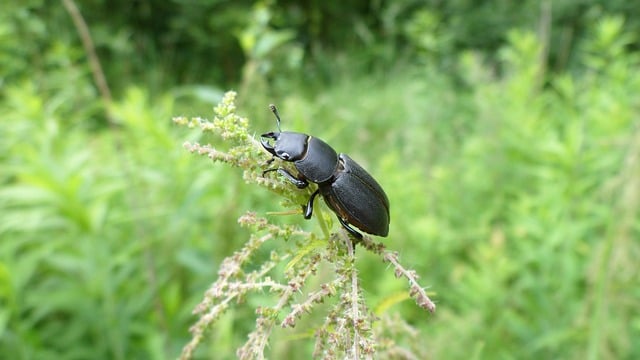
xmin=337 ymin=217 xmax=363 ymax=243
xmin=263 ymin=167 xmax=309 ymax=189
xmin=279 ymin=168 xmax=309 ymax=188
xmin=262 ymin=167 xmax=277 ymax=176
xmin=264 ymin=156 xmax=276 ymax=166
xmin=302 ymin=189 xmax=321 ymax=219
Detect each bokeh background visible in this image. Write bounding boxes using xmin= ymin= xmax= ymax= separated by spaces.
xmin=2 ymin=1 xmax=640 ymax=359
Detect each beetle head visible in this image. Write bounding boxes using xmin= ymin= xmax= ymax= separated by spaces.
xmin=261 ymin=131 xmax=308 ymax=161
xmin=261 ymin=104 xmax=308 ymax=161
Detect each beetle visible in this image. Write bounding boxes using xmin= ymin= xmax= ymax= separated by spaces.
xmin=261 ymin=104 xmax=390 ymax=241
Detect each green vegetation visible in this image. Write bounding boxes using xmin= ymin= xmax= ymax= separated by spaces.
xmin=1 ymin=1 xmax=639 ymax=359
xmin=173 ymin=92 xmax=435 ymax=359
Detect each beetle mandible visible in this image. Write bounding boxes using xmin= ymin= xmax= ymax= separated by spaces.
xmin=261 ymin=104 xmax=390 ymax=240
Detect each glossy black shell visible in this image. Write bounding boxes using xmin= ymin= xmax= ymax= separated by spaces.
xmin=319 ymin=154 xmax=390 ymax=236
xmin=294 ymin=136 xmax=338 ymax=183
xmin=261 ymin=130 xmax=390 ymax=237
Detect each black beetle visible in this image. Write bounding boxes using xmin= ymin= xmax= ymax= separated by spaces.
xmin=261 ymin=104 xmax=390 ymax=240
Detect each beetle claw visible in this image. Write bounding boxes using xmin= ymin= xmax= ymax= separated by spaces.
xmin=262 ymin=167 xmax=278 ymax=177
xmin=264 ymin=157 xmax=275 ymax=166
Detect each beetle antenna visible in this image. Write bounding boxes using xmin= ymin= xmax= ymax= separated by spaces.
xmin=269 ymin=104 xmax=282 ymax=132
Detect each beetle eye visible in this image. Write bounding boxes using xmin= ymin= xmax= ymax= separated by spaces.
xmin=277 ymin=151 xmax=290 ymax=160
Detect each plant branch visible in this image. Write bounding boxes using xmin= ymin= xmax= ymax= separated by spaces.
xmin=61 ymin=0 xmax=114 ymax=125
xmin=361 ymin=236 xmax=436 ymax=313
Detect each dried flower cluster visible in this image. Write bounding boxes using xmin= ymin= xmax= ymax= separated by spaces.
xmin=174 ymin=91 xmax=435 ymax=359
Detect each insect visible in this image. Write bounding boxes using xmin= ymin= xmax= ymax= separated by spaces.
xmin=261 ymin=105 xmax=390 ymax=241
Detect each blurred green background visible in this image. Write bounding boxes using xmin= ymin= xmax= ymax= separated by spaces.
xmin=1 ymin=0 xmax=639 ymax=359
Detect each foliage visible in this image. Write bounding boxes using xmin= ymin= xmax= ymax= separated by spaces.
xmin=6 ymin=1 xmax=640 ymax=95
xmin=173 ymin=92 xmax=434 ymax=359
xmin=422 ymin=19 xmax=640 ymax=359
xmin=1 ymin=1 xmax=640 ymax=359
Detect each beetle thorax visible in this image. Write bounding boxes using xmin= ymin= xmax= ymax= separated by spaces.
xmin=294 ymin=136 xmax=338 ymax=183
